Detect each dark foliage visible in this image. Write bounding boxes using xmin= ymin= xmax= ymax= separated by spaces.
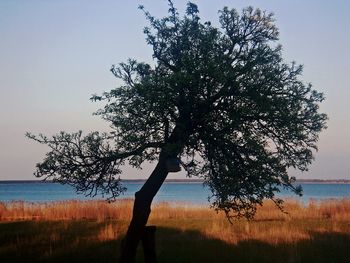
xmin=27 ymin=1 xmax=327 ymax=219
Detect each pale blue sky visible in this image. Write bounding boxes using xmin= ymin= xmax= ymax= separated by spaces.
xmin=1 ymin=0 xmax=349 ymax=180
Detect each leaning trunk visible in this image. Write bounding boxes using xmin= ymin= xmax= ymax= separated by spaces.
xmin=119 ymin=123 xmax=188 ymax=262
xmin=119 ymin=153 xmax=168 ymax=262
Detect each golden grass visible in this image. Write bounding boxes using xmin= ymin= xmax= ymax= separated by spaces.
xmin=2 ymin=198 xmax=350 ymax=222
xmin=1 ymin=198 xmax=350 ymax=245
xmin=0 ymin=199 xmax=133 ymax=221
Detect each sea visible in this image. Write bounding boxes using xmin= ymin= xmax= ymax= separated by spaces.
xmin=0 ymin=181 xmax=350 ymax=204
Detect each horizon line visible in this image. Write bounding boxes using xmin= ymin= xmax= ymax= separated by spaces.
xmin=1 ymin=179 xmax=350 ymax=183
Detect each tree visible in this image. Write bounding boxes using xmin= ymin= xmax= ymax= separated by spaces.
xmin=27 ymin=1 xmax=327 ymax=262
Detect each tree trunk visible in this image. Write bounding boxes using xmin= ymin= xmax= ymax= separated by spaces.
xmin=119 ymin=123 xmax=188 ymax=263
xmin=119 ymin=154 xmax=168 ymax=263
xmin=142 ymin=226 xmax=157 ymax=263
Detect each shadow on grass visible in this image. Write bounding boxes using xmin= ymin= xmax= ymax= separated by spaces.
xmin=0 ymin=220 xmax=121 ymax=263
xmin=0 ymin=221 xmax=349 ymax=263
xmin=155 ymin=227 xmax=350 ymax=263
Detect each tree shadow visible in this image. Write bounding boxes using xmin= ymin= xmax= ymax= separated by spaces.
xmin=154 ymin=227 xmax=350 ymax=263
xmin=0 ymin=220 xmax=121 ymax=263
xmin=0 ymin=221 xmax=349 ymax=263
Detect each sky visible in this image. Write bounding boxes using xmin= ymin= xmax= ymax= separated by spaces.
xmin=0 ymin=0 xmax=349 ymax=180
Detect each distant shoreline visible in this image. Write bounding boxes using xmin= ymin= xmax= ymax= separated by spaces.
xmin=1 ymin=179 xmax=350 ymax=184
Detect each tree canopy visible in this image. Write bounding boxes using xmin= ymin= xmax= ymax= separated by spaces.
xmin=27 ymin=1 xmax=327 ymax=219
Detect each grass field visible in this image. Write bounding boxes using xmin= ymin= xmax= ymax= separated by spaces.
xmin=1 ymin=199 xmax=350 ymax=263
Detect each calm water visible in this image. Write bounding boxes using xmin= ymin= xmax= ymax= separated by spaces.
xmin=0 ymin=181 xmax=349 ymax=204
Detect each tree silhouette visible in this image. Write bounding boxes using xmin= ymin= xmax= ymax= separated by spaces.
xmin=27 ymin=1 xmax=327 ymax=262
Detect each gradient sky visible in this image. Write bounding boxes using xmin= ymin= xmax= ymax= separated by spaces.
xmin=1 ymin=0 xmax=349 ymax=180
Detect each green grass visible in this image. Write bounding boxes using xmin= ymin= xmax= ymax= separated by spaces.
xmin=1 ymin=218 xmax=349 ymax=263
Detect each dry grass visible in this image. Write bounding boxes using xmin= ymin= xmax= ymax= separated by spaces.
xmin=152 ymin=199 xmax=350 ymax=245
xmin=1 ymin=198 xmax=350 ymax=245
xmin=2 ymin=198 xmax=350 ymax=222
xmin=0 ymin=199 xmax=133 ymax=222
xmin=1 ymin=199 xmax=350 ymax=262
